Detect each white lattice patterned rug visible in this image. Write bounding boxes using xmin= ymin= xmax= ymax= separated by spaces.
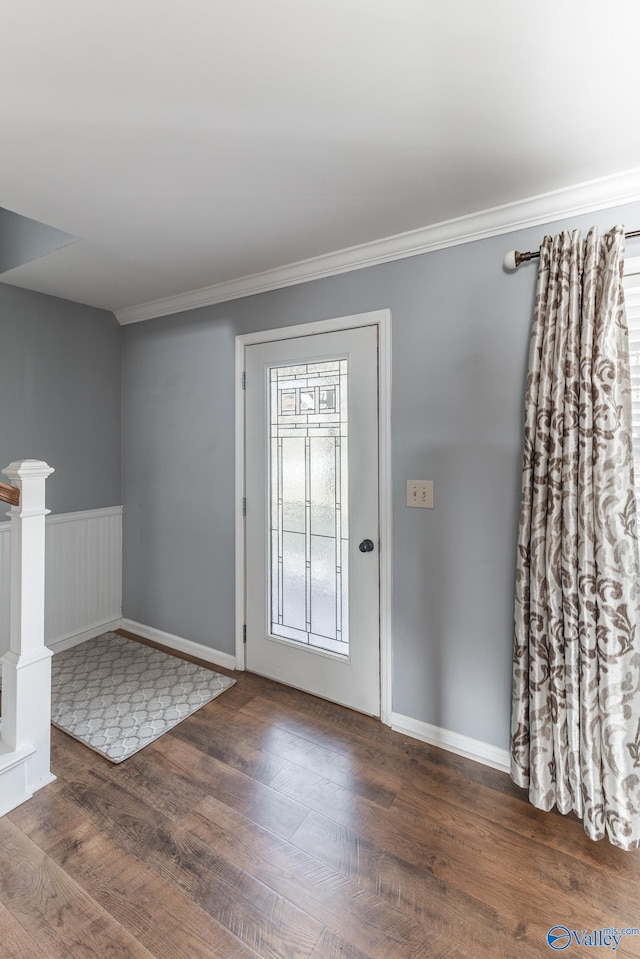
xmin=51 ymin=631 xmax=235 ymax=763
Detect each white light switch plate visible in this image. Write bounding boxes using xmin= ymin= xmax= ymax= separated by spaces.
xmin=406 ymin=480 xmax=434 ymax=508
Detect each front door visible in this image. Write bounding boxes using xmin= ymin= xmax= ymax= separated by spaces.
xmin=244 ymin=324 xmax=380 ymax=715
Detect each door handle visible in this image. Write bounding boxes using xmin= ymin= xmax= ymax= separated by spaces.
xmin=359 ymin=538 xmax=375 ymax=553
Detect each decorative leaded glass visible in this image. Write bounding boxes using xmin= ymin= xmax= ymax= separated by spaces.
xmin=269 ymin=360 xmax=349 ymax=655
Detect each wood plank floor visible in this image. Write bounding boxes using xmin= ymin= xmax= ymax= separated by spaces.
xmin=2 ymin=649 xmax=640 ymax=958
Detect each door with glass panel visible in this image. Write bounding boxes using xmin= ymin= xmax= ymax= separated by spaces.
xmin=245 ymin=325 xmax=380 ymax=716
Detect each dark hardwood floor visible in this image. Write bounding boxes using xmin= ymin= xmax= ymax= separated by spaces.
xmin=2 ymin=648 xmax=640 ymax=958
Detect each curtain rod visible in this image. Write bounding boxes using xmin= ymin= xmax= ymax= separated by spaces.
xmin=504 ymin=229 xmax=640 ymax=270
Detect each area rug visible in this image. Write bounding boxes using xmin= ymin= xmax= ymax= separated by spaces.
xmin=51 ymin=631 xmax=235 ymax=763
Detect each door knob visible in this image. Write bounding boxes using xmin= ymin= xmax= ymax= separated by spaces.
xmin=359 ymin=538 xmax=375 ymax=553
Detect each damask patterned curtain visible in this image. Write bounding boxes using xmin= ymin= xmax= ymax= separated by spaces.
xmin=511 ymin=225 xmax=640 ymax=850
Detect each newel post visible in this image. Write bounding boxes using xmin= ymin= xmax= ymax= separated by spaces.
xmin=1 ymin=459 xmax=55 ymax=792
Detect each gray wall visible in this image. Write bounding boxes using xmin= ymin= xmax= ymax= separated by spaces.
xmin=0 ymin=283 xmax=121 ymax=514
xmin=122 ymin=202 xmax=640 ymax=750
xmin=0 ymin=207 xmax=76 ymax=275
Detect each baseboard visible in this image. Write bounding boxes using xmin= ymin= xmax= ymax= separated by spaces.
xmin=26 ymin=771 xmax=57 ymax=794
xmin=390 ymin=712 xmax=510 ymax=774
xmin=48 ymin=617 xmax=124 ymax=654
xmin=120 ymin=619 xmax=237 ymax=672
xmin=0 ymin=743 xmax=35 ymax=818
xmin=46 ymin=616 xmax=509 ymax=772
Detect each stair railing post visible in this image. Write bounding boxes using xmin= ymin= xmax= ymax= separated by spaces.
xmin=1 ymin=459 xmax=55 ymax=792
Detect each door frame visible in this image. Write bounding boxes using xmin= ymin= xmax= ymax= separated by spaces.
xmin=235 ymin=309 xmax=392 ymax=724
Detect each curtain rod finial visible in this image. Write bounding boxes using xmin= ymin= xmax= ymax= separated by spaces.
xmin=504 ymin=250 xmax=533 ymax=270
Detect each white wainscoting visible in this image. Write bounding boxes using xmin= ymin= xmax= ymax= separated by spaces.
xmin=0 ymin=506 xmax=123 ymax=657
xmin=0 ymin=527 xmax=9 ymax=659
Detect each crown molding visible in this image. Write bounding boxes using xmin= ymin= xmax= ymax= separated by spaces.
xmin=116 ymin=167 xmax=640 ymax=325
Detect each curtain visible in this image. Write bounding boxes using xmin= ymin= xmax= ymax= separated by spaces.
xmin=511 ymin=225 xmax=640 ymax=850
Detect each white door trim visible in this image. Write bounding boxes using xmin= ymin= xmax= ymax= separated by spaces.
xmin=235 ymin=309 xmax=393 ymax=725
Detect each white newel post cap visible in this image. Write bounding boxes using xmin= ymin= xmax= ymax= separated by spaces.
xmin=2 ymin=459 xmax=55 ymax=482
xmin=2 ymin=460 xmax=55 ymax=514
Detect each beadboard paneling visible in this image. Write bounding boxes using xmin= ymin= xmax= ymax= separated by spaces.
xmin=0 ymin=526 xmax=9 ymax=658
xmin=0 ymin=506 xmax=122 ymax=657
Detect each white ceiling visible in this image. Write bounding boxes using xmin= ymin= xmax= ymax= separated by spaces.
xmin=2 ymin=0 xmax=640 ymax=317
